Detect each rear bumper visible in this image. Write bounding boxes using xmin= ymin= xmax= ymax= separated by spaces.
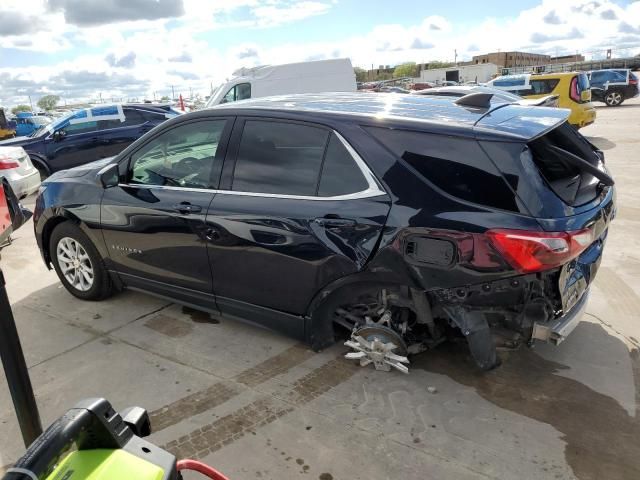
xmin=532 ymin=288 xmax=590 ymax=345
xmin=4 ymin=169 xmax=41 ymax=199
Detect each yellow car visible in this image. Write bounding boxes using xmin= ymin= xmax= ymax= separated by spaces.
xmin=487 ymin=72 xmax=596 ymax=128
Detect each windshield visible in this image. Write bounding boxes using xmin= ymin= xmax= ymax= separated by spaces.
xmin=45 ymin=110 xmax=77 ymax=134
xmin=205 ymin=83 xmax=224 ymax=108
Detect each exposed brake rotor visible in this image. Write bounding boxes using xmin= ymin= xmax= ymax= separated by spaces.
xmin=344 ymin=325 xmax=410 ymax=374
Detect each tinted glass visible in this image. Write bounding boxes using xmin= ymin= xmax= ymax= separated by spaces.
xmin=318 ymin=134 xmax=368 ymax=196
xmin=233 ymin=120 xmax=329 ymax=195
xmin=62 ymin=121 xmax=99 ymax=134
xmin=222 ymin=87 xmax=235 ymax=103
xmin=236 ymin=83 xmax=251 ymax=100
xmin=529 ymin=79 xmax=560 ymax=94
xmin=100 ymin=110 xmax=145 ymax=130
xmin=366 ymin=126 xmax=518 ymax=211
xmin=121 ymin=109 xmax=146 ymax=126
xmin=590 ymin=71 xmax=606 ymax=85
xmin=130 ymin=120 xmax=226 ymax=189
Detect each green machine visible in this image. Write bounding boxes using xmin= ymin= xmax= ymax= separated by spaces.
xmin=3 ymin=398 xmax=178 ymax=480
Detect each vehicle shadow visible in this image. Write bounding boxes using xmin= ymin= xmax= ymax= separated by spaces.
xmin=584 ymin=136 xmax=616 ymax=150
xmin=414 ymin=321 xmax=639 ymax=480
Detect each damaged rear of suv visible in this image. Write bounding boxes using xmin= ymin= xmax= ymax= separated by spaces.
xmin=319 ymin=95 xmax=615 ymax=372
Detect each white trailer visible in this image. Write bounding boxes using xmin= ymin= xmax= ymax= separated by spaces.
xmin=205 ymin=58 xmax=357 ymax=107
xmin=419 ymin=63 xmax=499 ymax=85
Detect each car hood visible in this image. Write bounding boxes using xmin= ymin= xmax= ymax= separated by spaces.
xmin=0 ymin=136 xmax=37 ymax=146
xmin=46 ymin=157 xmax=116 ymax=181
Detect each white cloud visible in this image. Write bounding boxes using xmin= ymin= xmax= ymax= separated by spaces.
xmin=0 ymin=0 xmax=639 ymax=106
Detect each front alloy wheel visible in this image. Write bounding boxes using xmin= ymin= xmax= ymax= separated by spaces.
xmin=605 ymin=91 xmax=623 ymax=106
xmin=56 ymin=237 xmax=94 ymax=291
xmin=50 ymin=221 xmax=113 ymax=300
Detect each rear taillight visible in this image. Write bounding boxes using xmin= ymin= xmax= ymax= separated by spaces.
xmin=629 ymin=78 xmax=638 ymax=85
xmin=0 ymin=156 xmax=19 ymax=170
xmin=570 ymin=77 xmax=581 ymax=103
xmin=486 ymin=228 xmax=594 ymax=273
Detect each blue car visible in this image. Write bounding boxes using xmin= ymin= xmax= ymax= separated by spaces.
xmin=0 ymin=104 xmax=179 ymax=178
xmin=15 ymin=113 xmax=52 ymax=137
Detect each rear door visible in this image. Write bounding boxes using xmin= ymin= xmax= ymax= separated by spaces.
xmin=205 ymin=117 xmax=390 ymax=334
xmin=101 ymin=118 xmax=232 ymax=306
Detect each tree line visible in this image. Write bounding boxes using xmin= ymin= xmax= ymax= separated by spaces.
xmin=354 ymin=61 xmax=454 ymax=82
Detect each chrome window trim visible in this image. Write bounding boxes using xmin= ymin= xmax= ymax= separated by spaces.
xmin=118 ymin=129 xmax=387 ymax=201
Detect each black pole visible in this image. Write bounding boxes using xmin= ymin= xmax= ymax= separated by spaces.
xmin=0 ymin=268 xmax=42 ymax=447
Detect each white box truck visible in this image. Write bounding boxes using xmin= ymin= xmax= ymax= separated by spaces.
xmin=205 ymin=58 xmax=356 ymax=107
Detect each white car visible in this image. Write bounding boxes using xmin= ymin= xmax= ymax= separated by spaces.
xmin=0 ymin=146 xmax=41 ymax=198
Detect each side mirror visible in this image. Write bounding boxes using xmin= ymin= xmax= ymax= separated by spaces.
xmin=100 ymin=164 xmax=119 ymax=189
xmin=53 ymin=130 xmax=66 ymax=142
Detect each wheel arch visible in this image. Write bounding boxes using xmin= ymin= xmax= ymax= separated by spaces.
xmin=40 ymin=210 xmax=103 ymax=267
xmin=304 ymin=270 xmax=413 ymax=351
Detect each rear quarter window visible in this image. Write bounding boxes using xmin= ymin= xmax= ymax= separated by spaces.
xmin=529 ymin=79 xmax=560 ymax=95
xmin=365 ymin=126 xmax=519 ymax=212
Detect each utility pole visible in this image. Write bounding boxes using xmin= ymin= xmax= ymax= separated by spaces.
xmin=28 ymin=96 xmax=34 ymax=112
xmin=454 ymin=49 xmax=458 ymax=66
xmin=171 ymin=85 xmax=175 ymax=100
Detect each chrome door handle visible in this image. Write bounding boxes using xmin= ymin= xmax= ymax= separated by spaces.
xmin=172 ymin=203 xmax=202 ymax=214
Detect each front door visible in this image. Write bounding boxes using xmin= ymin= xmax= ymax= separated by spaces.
xmin=100 ymin=118 xmax=232 ymax=307
xmin=205 ymin=118 xmax=390 ymax=336
xmin=46 ymin=120 xmax=106 ymax=171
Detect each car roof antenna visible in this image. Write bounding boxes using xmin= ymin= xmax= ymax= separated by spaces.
xmin=454 ymin=92 xmax=494 ymax=109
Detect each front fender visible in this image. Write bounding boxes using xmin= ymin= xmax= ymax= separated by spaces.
xmin=35 ymin=181 xmax=106 ymax=267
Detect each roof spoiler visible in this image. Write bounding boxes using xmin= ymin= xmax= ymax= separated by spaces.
xmin=455 ymin=92 xmax=494 ymax=109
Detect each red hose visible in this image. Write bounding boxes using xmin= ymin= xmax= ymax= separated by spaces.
xmin=176 ymin=459 xmax=230 ymax=480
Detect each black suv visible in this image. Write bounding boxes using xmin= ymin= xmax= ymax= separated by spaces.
xmin=589 ymin=69 xmax=639 ymax=106
xmin=0 ymin=104 xmax=178 ymax=178
xmin=33 ymin=93 xmax=615 ymax=370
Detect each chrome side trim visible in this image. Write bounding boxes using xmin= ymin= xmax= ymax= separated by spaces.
xmin=118 ymin=129 xmax=387 ymax=201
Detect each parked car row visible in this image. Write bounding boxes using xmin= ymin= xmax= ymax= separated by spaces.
xmin=588 ymin=69 xmax=639 ymax=106
xmin=0 ymin=103 xmax=179 ymax=179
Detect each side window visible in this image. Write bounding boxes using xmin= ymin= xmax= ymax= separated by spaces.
xmin=318 ymin=134 xmax=369 ymax=196
xmin=122 ymin=109 xmax=146 ymax=126
xmin=366 ymin=126 xmax=519 ymax=212
xmin=236 ymin=83 xmax=251 ymax=100
xmin=62 ymin=121 xmax=98 ymax=134
xmin=232 ymin=120 xmax=329 ymax=196
xmin=222 ymin=88 xmax=235 ymax=103
xmin=590 ymin=72 xmax=602 ymax=85
xmin=529 ymin=79 xmax=560 ymax=94
xmin=130 ymin=120 xmax=226 ymax=189
xmin=222 ymin=83 xmax=252 ymax=103
xmin=100 ymin=110 xmax=146 ymax=130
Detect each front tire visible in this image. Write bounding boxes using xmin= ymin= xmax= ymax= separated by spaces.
xmin=50 ymin=222 xmax=113 ymax=300
xmin=604 ymin=91 xmax=624 ymax=106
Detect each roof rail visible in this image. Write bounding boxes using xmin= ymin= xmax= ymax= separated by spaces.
xmin=454 ymin=92 xmax=494 ymax=109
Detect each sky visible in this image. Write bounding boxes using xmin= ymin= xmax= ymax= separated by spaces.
xmin=0 ymin=0 xmax=639 ymax=107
